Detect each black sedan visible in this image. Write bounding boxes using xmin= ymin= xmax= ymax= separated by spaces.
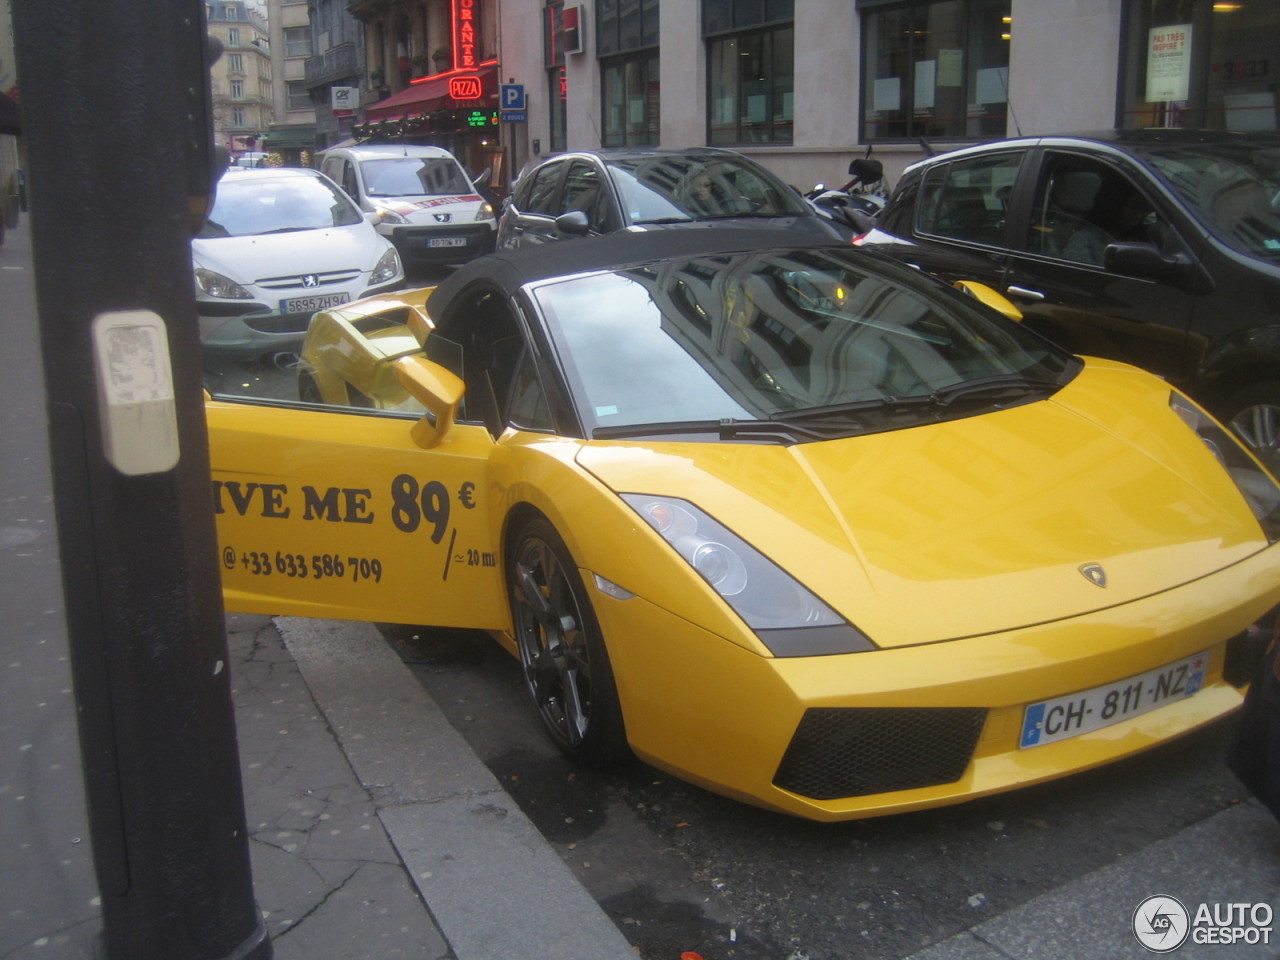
xmin=860 ymin=129 xmax=1280 ymax=474
xmin=496 ymin=147 xmax=844 ymax=249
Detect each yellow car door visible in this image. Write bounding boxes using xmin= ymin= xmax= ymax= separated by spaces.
xmin=206 ymin=395 xmax=507 ymax=629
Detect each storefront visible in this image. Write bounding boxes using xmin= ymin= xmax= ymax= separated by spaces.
xmin=357 ymin=63 xmax=504 ymax=191
xmin=1120 ymin=0 xmax=1278 ymax=131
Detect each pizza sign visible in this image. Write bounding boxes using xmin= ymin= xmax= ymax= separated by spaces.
xmin=449 ymin=75 xmax=483 ymax=100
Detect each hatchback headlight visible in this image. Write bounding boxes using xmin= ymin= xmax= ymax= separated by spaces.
xmin=621 ymin=494 xmax=876 ymax=656
xmin=370 ymin=246 xmax=402 ymax=285
xmin=1171 ymin=392 xmax=1280 ymax=542
xmin=194 ymin=267 xmax=252 ymax=300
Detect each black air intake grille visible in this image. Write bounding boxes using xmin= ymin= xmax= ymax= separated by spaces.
xmin=774 ymin=707 xmax=987 ymax=801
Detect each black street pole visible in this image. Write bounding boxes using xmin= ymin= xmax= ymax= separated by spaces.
xmin=11 ymin=3 xmax=270 ymax=959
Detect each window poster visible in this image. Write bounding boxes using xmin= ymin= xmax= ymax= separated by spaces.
xmin=873 ymin=76 xmax=901 ymax=113
xmin=915 ymin=59 xmax=937 ymax=111
xmin=1146 ymin=24 xmax=1192 ymax=101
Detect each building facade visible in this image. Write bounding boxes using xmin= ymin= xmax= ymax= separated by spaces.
xmin=299 ymin=0 xmax=1277 ymax=197
xmin=207 ymin=1 xmax=274 ymax=161
xmin=263 ymin=0 xmax=318 ymax=165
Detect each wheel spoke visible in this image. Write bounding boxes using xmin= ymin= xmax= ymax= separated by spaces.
xmin=1232 ymin=403 xmax=1280 ymax=476
xmin=514 ymin=559 xmax=553 ymax=621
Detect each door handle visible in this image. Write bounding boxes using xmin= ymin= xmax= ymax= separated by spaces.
xmin=1006 ymin=285 xmax=1046 ymax=302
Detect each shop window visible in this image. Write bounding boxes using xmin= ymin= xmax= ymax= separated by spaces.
xmin=859 ymin=0 xmax=1010 ymax=143
xmin=603 ymin=53 xmax=660 ymax=146
xmin=1120 ymin=0 xmax=1278 ymax=131
xmin=707 ymin=24 xmax=794 ymax=145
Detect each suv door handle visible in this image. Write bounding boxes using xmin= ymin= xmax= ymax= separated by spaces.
xmin=1006 ymin=285 xmax=1046 ymax=302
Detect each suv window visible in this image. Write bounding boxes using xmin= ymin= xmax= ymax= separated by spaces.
xmin=917 ymin=152 xmax=1023 ymax=246
xmin=1029 ymin=153 xmax=1173 ymax=267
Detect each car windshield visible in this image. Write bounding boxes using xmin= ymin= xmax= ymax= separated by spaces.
xmin=198 ymin=174 xmax=364 ymax=238
xmin=361 ymin=157 xmax=474 ymax=197
xmin=604 ymin=154 xmax=810 ymax=224
xmin=532 ymin=248 xmax=1076 ymax=441
xmin=1141 ymin=140 xmax=1280 ymax=259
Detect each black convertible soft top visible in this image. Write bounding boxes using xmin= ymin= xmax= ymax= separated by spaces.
xmin=427 ymin=227 xmax=852 ymax=317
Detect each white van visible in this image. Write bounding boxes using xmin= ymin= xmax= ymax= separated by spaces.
xmin=319 ymin=143 xmax=496 ymax=268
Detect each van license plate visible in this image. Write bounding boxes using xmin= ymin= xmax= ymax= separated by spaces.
xmin=428 ymin=237 xmax=466 ymax=248
xmin=1020 ymin=651 xmax=1207 ymax=748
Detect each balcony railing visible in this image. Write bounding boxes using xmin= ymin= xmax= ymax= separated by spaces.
xmin=304 ymin=41 xmax=359 ymax=88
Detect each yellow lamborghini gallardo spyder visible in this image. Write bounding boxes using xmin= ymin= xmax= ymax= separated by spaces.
xmin=206 ymin=228 xmax=1280 ymax=821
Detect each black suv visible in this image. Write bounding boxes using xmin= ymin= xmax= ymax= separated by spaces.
xmin=861 ymin=130 xmax=1280 ymax=473
xmin=496 ymin=147 xmax=842 ymax=249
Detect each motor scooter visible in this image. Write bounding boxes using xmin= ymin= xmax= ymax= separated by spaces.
xmin=804 ymin=150 xmax=890 ymax=237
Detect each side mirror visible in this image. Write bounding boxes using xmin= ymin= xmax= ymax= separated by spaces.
xmin=1103 ymin=242 xmax=1189 ymax=282
xmin=554 ymin=210 xmax=591 ymax=236
xmin=394 ymin=354 xmax=464 ymax=448
xmin=953 ymin=280 xmax=1024 ymax=322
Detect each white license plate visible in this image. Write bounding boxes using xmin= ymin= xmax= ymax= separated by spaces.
xmin=282 ymin=293 xmax=350 ymax=313
xmin=427 ymin=237 xmax=467 ymax=248
xmin=1019 ymin=651 xmax=1207 ymax=748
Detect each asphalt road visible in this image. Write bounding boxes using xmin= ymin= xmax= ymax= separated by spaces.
xmin=383 ymin=623 xmax=1256 ymax=960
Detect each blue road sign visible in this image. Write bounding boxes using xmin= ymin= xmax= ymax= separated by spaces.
xmin=501 ymin=84 xmax=526 ymax=111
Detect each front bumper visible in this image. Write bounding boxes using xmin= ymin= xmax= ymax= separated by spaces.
xmin=593 ymin=543 xmax=1280 ymax=821
xmin=385 ymin=222 xmax=496 ymax=264
xmin=198 ymin=278 xmax=404 ymax=361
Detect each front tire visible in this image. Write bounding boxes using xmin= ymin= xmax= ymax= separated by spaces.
xmin=1221 ymin=381 xmax=1280 ymax=477
xmin=507 ymin=517 xmax=627 ymax=764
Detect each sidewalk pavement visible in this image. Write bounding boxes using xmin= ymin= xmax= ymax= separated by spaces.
xmin=233 ymin=613 xmax=637 ymax=960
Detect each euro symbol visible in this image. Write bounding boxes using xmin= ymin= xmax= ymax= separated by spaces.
xmin=458 ymin=481 xmax=476 ymax=508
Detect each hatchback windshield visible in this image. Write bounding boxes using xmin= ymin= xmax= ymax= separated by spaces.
xmin=533 ymin=249 xmax=1075 ymax=440
xmin=604 ymin=154 xmax=810 ymax=224
xmin=199 ymin=173 xmax=363 ymax=238
xmin=1142 ymin=140 xmax=1280 ymax=259
xmin=361 ymin=157 xmax=474 ymax=197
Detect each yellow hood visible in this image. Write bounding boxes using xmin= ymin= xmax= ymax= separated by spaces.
xmin=576 ymin=363 xmax=1271 ymax=648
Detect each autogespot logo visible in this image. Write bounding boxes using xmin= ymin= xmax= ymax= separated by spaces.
xmin=1133 ymin=895 xmax=1190 ymax=953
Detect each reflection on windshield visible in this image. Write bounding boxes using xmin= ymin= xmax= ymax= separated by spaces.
xmin=199 ymin=175 xmax=363 ymax=238
xmin=362 ymin=157 xmax=474 ymax=198
xmin=605 ymin=155 xmax=808 ymax=224
xmin=1145 ymin=141 xmax=1280 ymax=259
xmin=533 ymin=250 xmax=1072 ymax=438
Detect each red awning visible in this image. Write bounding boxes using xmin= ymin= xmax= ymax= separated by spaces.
xmin=364 ymin=64 xmax=497 ymax=122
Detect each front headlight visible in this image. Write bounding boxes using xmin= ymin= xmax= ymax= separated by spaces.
xmin=621 ymin=494 xmax=876 ymax=657
xmin=475 ymin=200 xmax=496 ymax=222
xmin=1171 ymin=392 xmax=1280 ymax=541
xmin=372 ymin=203 xmax=408 ymax=225
xmin=370 ymin=246 xmax=402 ymax=285
xmin=194 ymin=267 xmax=252 ymax=299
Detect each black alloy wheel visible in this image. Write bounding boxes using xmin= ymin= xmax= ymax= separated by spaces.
xmin=508 ymin=517 xmax=627 ymax=763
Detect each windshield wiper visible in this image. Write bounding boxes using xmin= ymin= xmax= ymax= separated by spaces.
xmin=929 ymin=373 xmax=1062 ymax=405
xmin=771 ymin=395 xmax=939 ymax=422
xmin=592 ymin=417 xmax=842 ymax=443
xmin=773 ymin=375 xmax=1062 ymax=423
